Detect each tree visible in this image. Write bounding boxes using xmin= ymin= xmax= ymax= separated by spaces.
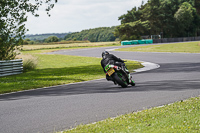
xmin=195 ymin=0 xmax=200 ymax=14
xmin=118 ymin=7 xmax=142 ymax=24
xmin=114 ymin=20 xmax=150 ymax=41
xmin=174 ymin=2 xmax=197 ymax=36
xmin=115 ymin=0 xmax=200 ymax=39
xmin=45 ymin=36 xmax=59 ymax=43
xmin=0 ymin=0 xmax=57 ymax=60
xmin=23 ymin=38 xmax=31 ymax=45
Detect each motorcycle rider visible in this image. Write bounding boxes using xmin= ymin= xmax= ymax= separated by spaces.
xmin=101 ymin=51 xmax=130 ymax=84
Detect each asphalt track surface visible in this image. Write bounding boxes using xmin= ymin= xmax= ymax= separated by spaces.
xmin=0 ymin=44 xmax=200 ymax=133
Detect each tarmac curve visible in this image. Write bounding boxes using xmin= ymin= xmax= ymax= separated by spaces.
xmin=0 ymin=45 xmax=200 ymax=133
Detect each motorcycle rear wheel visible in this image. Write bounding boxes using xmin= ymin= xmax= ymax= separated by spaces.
xmin=112 ymin=72 xmax=128 ymax=88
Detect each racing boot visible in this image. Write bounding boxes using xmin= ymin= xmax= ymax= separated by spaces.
xmin=128 ymin=74 xmax=135 ymax=86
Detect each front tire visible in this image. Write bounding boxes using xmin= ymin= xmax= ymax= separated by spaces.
xmin=130 ymin=80 xmax=135 ymax=86
xmin=112 ymin=72 xmax=128 ymax=88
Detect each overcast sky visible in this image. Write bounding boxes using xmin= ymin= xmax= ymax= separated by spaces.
xmin=26 ymin=0 xmax=147 ymax=35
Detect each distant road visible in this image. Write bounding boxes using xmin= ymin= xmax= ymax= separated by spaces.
xmin=1 ymin=45 xmax=200 ymax=133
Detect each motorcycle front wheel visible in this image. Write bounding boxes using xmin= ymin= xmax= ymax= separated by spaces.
xmin=130 ymin=80 xmax=135 ymax=86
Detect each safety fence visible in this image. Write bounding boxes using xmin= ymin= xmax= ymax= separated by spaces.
xmin=153 ymin=36 xmax=200 ymax=43
xmin=121 ymin=39 xmax=153 ymax=45
xmin=0 ymin=59 xmax=23 ymax=77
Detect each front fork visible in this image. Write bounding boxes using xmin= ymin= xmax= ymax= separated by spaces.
xmin=121 ymin=65 xmax=134 ymax=84
xmin=128 ymin=73 xmax=135 ymax=84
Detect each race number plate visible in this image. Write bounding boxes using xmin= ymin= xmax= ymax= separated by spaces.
xmin=107 ymin=68 xmax=115 ymax=76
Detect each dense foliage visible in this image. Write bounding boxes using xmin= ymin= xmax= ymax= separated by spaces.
xmin=64 ymin=27 xmax=117 ymax=42
xmin=44 ymin=36 xmax=59 ymax=43
xmin=0 ymin=0 xmax=57 ymax=60
xmin=25 ymin=33 xmax=69 ymax=41
xmin=115 ymin=0 xmax=200 ymax=40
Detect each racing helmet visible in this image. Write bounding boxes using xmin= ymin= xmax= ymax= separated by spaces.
xmin=102 ymin=51 xmax=109 ymax=58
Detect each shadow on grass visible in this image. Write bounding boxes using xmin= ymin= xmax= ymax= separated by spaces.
xmin=1 ymin=64 xmax=104 ymax=79
xmin=0 ymin=64 xmax=104 ymax=92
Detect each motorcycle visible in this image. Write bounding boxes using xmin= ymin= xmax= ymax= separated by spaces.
xmin=104 ymin=62 xmax=135 ymax=88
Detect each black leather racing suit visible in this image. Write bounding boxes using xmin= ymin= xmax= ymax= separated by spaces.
xmin=101 ymin=54 xmax=125 ymax=81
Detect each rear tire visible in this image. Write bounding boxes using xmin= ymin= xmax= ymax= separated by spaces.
xmin=112 ymin=72 xmax=128 ymax=88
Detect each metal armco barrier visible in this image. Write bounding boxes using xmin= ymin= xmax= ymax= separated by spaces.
xmin=0 ymin=59 xmax=23 ymax=77
xmin=153 ymin=36 xmax=200 ymax=43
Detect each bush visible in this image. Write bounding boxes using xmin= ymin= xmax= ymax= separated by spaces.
xmin=23 ymin=55 xmax=38 ymax=72
xmin=0 ymin=37 xmax=22 ymax=60
xmin=44 ymin=36 xmax=59 ymax=43
xmin=29 ymin=40 xmax=36 ymax=44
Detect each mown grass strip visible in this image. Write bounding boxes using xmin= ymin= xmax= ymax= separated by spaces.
xmin=0 ymin=52 xmax=142 ymax=94
xmin=22 ymin=42 xmax=120 ymax=51
xmin=62 ymin=97 xmax=200 ymax=133
xmin=117 ymin=42 xmax=200 ymax=53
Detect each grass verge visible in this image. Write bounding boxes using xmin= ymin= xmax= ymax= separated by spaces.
xmin=116 ymin=41 xmax=200 ymax=53
xmin=0 ymin=50 xmax=143 ymax=94
xmin=62 ymin=97 xmax=200 ymax=133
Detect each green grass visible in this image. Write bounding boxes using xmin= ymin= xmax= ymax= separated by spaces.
xmin=117 ymin=42 xmax=200 ymax=53
xmin=55 ymin=41 xmax=200 ymax=133
xmin=22 ymin=41 xmax=120 ymax=51
xmin=62 ymin=97 xmax=200 ymax=133
xmin=0 ymin=50 xmax=143 ymax=94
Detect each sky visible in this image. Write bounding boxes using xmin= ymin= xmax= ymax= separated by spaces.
xmin=26 ymin=0 xmax=147 ymax=35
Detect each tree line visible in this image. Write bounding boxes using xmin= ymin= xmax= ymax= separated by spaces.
xmin=24 ymin=33 xmax=70 ymax=44
xmin=25 ymin=33 xmax=69 ymax=41
xmin=24 ymin=27 xmax=117 ymax=44
xmin=64 ymin=27 xmax=117 ymax=42
xmin=24 ymin=36 xmax=60 ymax=44
xmin=114 ymin=0 xmax=200 ymax=40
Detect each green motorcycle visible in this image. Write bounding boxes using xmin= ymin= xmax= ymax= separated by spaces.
xmin=104 ymin=63 xmax=135 ymax=88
